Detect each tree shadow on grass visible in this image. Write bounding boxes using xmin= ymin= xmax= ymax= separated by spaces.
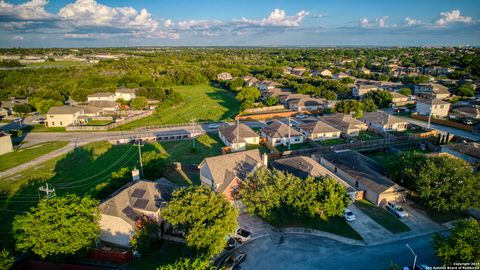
xmin=206 ymin=84 xmax=240 ymax=122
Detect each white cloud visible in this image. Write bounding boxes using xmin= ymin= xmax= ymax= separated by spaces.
xmin=58 ymin=0 xmax=158 ymax=31
xmin=176 ymin=19 xmax=224 ymax=30
xmin=12 ymin=35 xmax=24 ymax=41
xmin=435 ymin=10 xmax=472 ymax=26
xmin=0 ymin=0 xmax=55 ymax=20
xmin=404 ymin=17 xmax=422 ymax=26
xmin=376 ymin=16 xmax=389 ymax=28
xmin=238 ymin=9 xmax=309 ymax=27
xmin=360 ymin=18 xmax=369 ymax=28
xmin=164 ymin=19 xmax=173 ymax=28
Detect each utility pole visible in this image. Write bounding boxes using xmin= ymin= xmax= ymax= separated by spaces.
xmin=134 ymin=139 xmax=144 ymax=177
xmin=406 ymin=244 xmax=417 ymax=270
xmin=427 ymin=96 xmax=434 ymax=129
xmin=236 ymin=118 xmax=240 ymax=150
xmin=288 ymin=117 xmax=291 ymax=150
xmin=191 ymin=118 xmax=196 ymax=149
xmin=38 ymin=183 xmax=56 ymax=199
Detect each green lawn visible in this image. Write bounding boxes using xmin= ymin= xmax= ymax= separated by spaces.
xmin=114 ymin=85 xmax=240 ymax=130
xmin=276 ymin=142 xmax=313 ymax=152
xmin=0 ymin=141 xmax=68 ymax=172
xmin=407 ymin=195 xmax=470 ymax=224
xmin=127 ymin=241 xmax=194 ymax=270
xmin=22 ymin=125 xmax=66 ymax=132
xmin=271 ymin=211 xmax=362 ymax=240
xmin=364 ymin=151 xmax=397 ymax=167
xmin=85 ymin=120 xmax=113 ymax=126
xmin=246 ymin=144 xmax=271 ymax=154
xmin=319 ymin=138 xmax=348 ymax=146
xmin=358 ymin=131 xmax=384 ymax=141
xmin=153 ymin=134 xmax=224 ymax=165
xmin=354 ymin=200 xmax=410 ymax=234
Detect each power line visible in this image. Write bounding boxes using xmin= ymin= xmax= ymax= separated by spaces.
xmin=133 ymin=139 xmax=144 ymax=178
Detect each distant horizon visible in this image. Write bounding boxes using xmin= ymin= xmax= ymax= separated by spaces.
xmin=1 ymin=0 xmax=479 ymax=48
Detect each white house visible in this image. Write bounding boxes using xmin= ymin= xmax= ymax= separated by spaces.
xmin=416 ymin=98 xmax=450 ymax=118
xmin=218 ymin=123 xmax=260 ymax=152
xmin=45 ymin=106 xmax=85 ymax=127
xmin=87 ymin=92 xmax=116 ymax=102
xmin=115 ymin=88 xmax=137 ymax=101
xmin=261 ymin=120 xmax=304 ymax=147
xmin=361 ymin=111 xmax=408 ymax=132
xmin=0 ymin=132 xmax=13 ymax=156
xmin=414 ymin=83 xmax=450 ymax=99
xmin=297 ymin=120 xmax=341 ymax=141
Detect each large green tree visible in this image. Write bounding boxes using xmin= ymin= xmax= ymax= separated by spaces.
xmin=12 ymin=104 xmax=32 ymax=118
xmin=161 ymin=186 xmax=238 ymax=256
xmin=130 ymin=96 xmax=149 ymax=110
xmin=141 ymin=151 xmax=170 ymax=180
xmin=12 ymin=195 xmax=100 ymax=259
xmin=334 ymin=99 xmax=363 ymax=118
xmin=156 ymin=257 xmax=215 ymax=270
xmin=364 ymin=90 xmax=393 ymax=108
xmin=433 ymin=219 xmax=480 ymax=265
xmin=456 ymin=84 xmax=475 ymax=97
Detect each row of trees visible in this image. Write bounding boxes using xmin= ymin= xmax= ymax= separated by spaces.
xmin=239 ymin=168 xmax=350 ymax=222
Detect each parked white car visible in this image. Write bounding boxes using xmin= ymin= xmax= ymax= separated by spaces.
xmin=207 ymin=123 xmax=220 ymax=129
xmin=233 ymin=227 xmax=252 ymax=243
xmin=344 ymin=209 xmax=356 ymax=221
xmin=386 ymin=202 xmax=409 ymax=218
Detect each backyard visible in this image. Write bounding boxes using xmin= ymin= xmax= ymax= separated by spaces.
xmin=357 ymin=131 xmax=384 ymax=141
xmin=0 ymin=141 xmax=68 ymax=172
xmin=115 ymin=84 xmax=240 ymax=130
xmin=354 ymin=200 xmax=410 ymax=234
xmin=319 ymin=138 xmax=348 ymax=146
xmin=276 ymin=141 xmax=313 ymax=152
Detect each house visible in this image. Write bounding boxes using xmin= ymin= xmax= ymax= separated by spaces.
xmin=361 ymin=111 xmax=408 ymax=132
xmin=115 ymin=88 xmax=137 ymax=101
xmin=359 ymin=67 xmax=371 ymax=74
xmin=217 ymin=72 xmax=233 ymax=81
xmin=352 ymin=84 xmax=379 ymax=98
xmin=414 ymin=83 xmax=450 ymax=99
xmin=262 ymin=88 xmax=294 ymax=99
xmin=416 ymin=98 xmax=450 ymax=118
xmin=318 ymin=114 xmax=368 ymax=136
xmin=243 ymin=76 xmax=259 ymax=87
xmin=218 ymin=123 xmax=260 ymax=152
xmin=0 ymin=98 xmax=29 ymax=116
xmin=45 ymin=106 xmax=85 ymax=127
xmin=333 ymin=72 xmax=353 ymax=80
xmin=258 ymin=81 xmax=281 ymax=91
xmin=288 ymin=97 xmax=326 ymax=112
xmin=198 ymin=149 xmax=265 ymax=201
xmin=0 ymin=132 xmax=13 ymax=155
xmin=270 ymin=156 xmax=358 ymax=200
xmin=297 ymin=120 xmax=341 ymax=141
xmin=379 ymin=81 xmax=403 ymax=91
xmin=76 ymin=105 xmax=104 ymax=117
xmin=88 ymin=100 xmax=119 ymax=112
xmin=278 ymin=93 xmax=310 ymax=105
xmin=261 ymin=120 xmax=304 ymax=147
xmin=87 ymin=92 xmax=116 ymax=102
xmin=317 ymin=150 xmax=406 ymax=206
xmin=441 ymin=142 xmax=480 ymax=164
xmin=98 ymin=178 xmax=177 ymax=247
xmin=454 ymin=106 xmax=480 ymax=120
xmin=291 ymin=67 xmax=307 ymax=76
xmin=317 ymin=69 xmax=332 ymax=77
xmin=390 ymin=92 xmax=410 ymax=107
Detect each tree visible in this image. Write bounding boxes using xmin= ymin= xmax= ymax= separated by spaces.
xmin=264 ymin=97 xmax=279 ymax=106
xmin=29 ymin=98 xmax=63 ymax=115
xmin=334 ymin=99 xmax=363 ymax=118
xmin=415 ymin=156 xmax=479 ymax=212
xmin=130 ymin=96 xmax=149 ymax=110
xmin=130 ymin=216 xmax=161 ymax=254
xmin=456 ymin=84 xmax=475 ymax=97
xmin=161 ymin=186 xmax=238 ymax=256
xmin=12 ymin=104 xmax=32 ymax=118
xmin=156 ymin=257 xmax=215 ymax=270
xmin=433 ymin=219 xmax=480 ymax=265
xmin=398 ymin=87 xmax=412 ymax=97
xmin=225 ymin=77 xmax=244 ymax=91
xmin=0 ymin=249 xmax=15 ymax=270
xmin=364 ymin=90 xmax=393 ymax=108
xmin=362 ymin=98 xmax=378 ymax=112
xmin=12 ymin=195 xmax=100 ymax=259
xmin=141 ymin=151 xmax=170 ymax=179
xmin=316 ymin=177 xmax=350 ymax=217
xmin=236 ymin=87 xmax=260 ymax=103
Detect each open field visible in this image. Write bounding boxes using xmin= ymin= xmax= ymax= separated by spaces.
xmin=271 ymin=211 xmax=362 ymax=240
xmin=116 ymin=85 xmax=240 ymax=130
xmin=0 ymin=141 xmax=68 ymax=172
xmin=354 ymin=200 xmax=410 ymax=234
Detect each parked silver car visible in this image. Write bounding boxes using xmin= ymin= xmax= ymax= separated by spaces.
xmin=233 ymin=227 xmax=252 ymax=243
xmin=344 ymin=209 xmax=356 ymax=221
xmin=386 ymin=202 xmax=409 ymax=218
xmin=224 ymin=252 xmax=246 ymax=270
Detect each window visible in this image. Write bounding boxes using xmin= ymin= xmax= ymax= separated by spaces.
xmin=440 ymin=105 xmax=444 ymax=109
xmin=59 ymin=122 xmax=63 ymax=126
xmin=49 ymin=115 xmax=54 ymax=118
xmin=51 ymin=122 xmax=55 ymax=126
xmin=294 ymin=137 xmax=301 ymax=142
xmin=355 ymin=181 xmax=359 ymax=188
xmin=334 ymin=167 xmax=337 ymax=173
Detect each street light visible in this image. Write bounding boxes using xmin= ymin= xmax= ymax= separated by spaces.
xmin=406 ymin=244 xmax=417 ymax=270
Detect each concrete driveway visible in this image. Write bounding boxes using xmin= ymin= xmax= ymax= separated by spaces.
xmin=399 ymin=203 xmax=445 ymax=235
xmin=235 ymin=233 xmax=440 ymax=270
xmin=346 ymin=204 xmax=393 ymax=244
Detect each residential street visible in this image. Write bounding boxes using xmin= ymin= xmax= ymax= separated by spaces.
xmin=236 ymin=233 xmax=441 ymax=270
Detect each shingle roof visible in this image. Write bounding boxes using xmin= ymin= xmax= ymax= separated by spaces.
xmin=390 ymin=92 xmax=407 ymax=99
xmin=261 ymin=120 xmax=302 ymax=138
xmin=319 ymin=113 xmax=367 ymax=132
xmin=89 ymin=100 xmax=119 ymax=108
xmin=288 ymin=97 xmax=326 ymax=108
xmin=361 ymin=111 xmax=408 ymax=126
xmin=416 ymin=98 xmax=450 ymax=105
xmin=218 ymin=123 xmax=258 ymax=144
xmin=321 ymin=150 xmax=398 ymax=194
xmin=198 ymin=149 xmax=263 ymax=192
xmin=443 ymin=142 xmax=480 ymax=159
xmin=47 ymin=106 xmax=83 ymax=115
xmin=99 ymin=178 xmax=178 ymax=225
xmin=115 ymin=88 xmax=136 ymax=94
xmin=88 ymin=92 xmax=115 ymax=97
xmin=298 ymin=120 xmax=340 ymax=134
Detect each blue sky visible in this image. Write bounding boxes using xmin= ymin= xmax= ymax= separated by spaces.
xmin=0 ymin=0 xmax=479 ymax=47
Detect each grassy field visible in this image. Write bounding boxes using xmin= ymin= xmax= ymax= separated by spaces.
xmin=0 ymin=141 xmax=68 ymax=172
xmin=358 ymin=131 xmax=384 ymax=141
xmin=272 ymin=211 xmax=362 ymax=240
xmin=116 ymin=85 xmax=240 ymax=130
xmin=153 ymin=134 xmax=224 ymax=164
xmin=354 ymin=200 xmax=410 ymax=234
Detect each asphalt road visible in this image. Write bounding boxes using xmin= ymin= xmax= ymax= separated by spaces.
xmin=235 ymin=233 xmax=440 ymax=270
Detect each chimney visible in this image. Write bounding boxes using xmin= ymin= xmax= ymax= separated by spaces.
xmin=132 ymin=167 xmax=140 ymax=181
xmin=262 ymin=153 xmax=268 ymax=167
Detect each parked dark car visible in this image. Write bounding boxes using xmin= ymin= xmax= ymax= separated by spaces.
xmin=224 ymin=252 xmax=246 ymax=270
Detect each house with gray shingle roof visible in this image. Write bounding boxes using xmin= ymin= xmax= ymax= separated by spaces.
xmin=218 ymin=123 xmax=259 ymax=152
xmin=261 ymin=120 xmax=304 ymax=147
xmin=87 ymin=92 xmax=115 ymax=102
xmin=298 ymin=120 xmax=341 ymax=141
xmin=98 ymin=178 xmax=177 ymax=247
xmin=198 ymin=149 xmax=265 ymax=201
xmin=360 ymin=111 xmax=408 ymax=132
xmin=45 ymin=106 xmax=85 ymax=127
xmin=318 ymin=113 xmax=368 ymax=136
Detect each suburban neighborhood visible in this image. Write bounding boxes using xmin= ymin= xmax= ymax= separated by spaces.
xmin=0 ymin=1 xmax=479 ymax=270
